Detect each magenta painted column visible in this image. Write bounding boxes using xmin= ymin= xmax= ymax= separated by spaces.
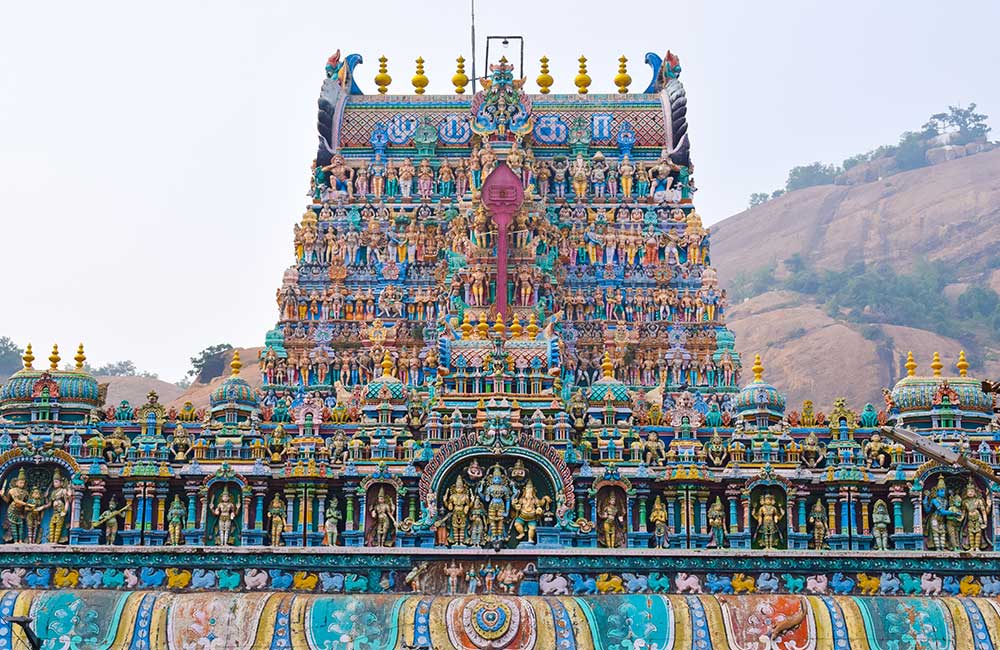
xmin=480 ymin=162 xmax=524 ymax=318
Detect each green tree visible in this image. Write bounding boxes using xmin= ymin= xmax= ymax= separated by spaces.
xmin=749 ymin=192 xmax=770 ymax=208
xmin=958 ymin=286 xmax=1000 ymax=318
xmin=770 ymin=189 xmax=785 ymax=200
xmin=0 ymin=336 xmax=22 ymax=376
xmin=895 ymin=131 xmax=930 ymax=171
xmin=786 ymin=162 xmax=839 ymax=192
xmin=924 ymin=103 xmax=991 ymax=145
xmin=187 ymin=343 xmax=234 ymax=382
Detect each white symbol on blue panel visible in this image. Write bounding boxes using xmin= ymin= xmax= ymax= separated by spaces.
xmin=439 ymin=115 xmax=471 ymax=144
xmin=533 ymin=115 xmax=569 ymax=144
xmin=591 ymin=113 xmax=613 ymax=141
xmin=386 ymin=116 xmax=418 ymax=144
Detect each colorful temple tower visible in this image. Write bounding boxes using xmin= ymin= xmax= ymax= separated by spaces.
xmin=2 ymin=48 xmax=1000 ymax=648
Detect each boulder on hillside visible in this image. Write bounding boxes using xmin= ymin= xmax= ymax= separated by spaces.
xmin=926 ymin=144 xmax=967 ymax=165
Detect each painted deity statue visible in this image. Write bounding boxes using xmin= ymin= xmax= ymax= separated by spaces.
xmin=511 ymin=480 xmax=551 ymax=544
xmin=478 ymin=466 xmax=513 ymax=544
xmin=94 ymin=496 xmax=128 ymax=545
xmin=268 ymin=495 xmax=286 ymax=546
xmin=924 ymin=476 xmax=961 ymax=551
xmin=467 ymin=497 xmax=487 ymax=547
xmin=946 ymin=489 xmax=965 ymax=551
xmin=2 ymin=468 xmax=30 ymax=543
xmin=47 ymin=470 xmax=73 ymax=545
xmin=753 ymin=492 xmax=784 ymax=550
xmin=444 ymin=476 xmax=473 ymax=546
xmin=871 ymin=499 xmax=891 ymax=551
xmin=324 ymin=497 xmax=343 ymax=546
xmin=649 ymin=495 xmax=668 ymax=548
xmin=809 ymin=499 xmax=828 ymax=550
xmin=167 ymin=495 xmax=186 ymax=546
xmin=25 ymin=486 xmax=47 ymax=545
xmin=368 ymin=487 xmax=397 ymax=547
xmin=599 ymin=492 xmax=625 ymax=549
xmin=963 ymin=480 xmax=989 ymax=551
xmin=707 ymin=496 xmax=726 ymax=548
xmin=212 ymin=489 xmax=240 ymax=547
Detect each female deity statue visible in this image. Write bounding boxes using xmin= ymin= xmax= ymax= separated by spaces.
xmin=752 ymin=492 xmax=784 ymax=550
xmin=368 ymin=487 xmax=397 ymax=547
xmin=468 ymin=148 xmax=482 ymax=190
xmin=467 ymin=497 xmax=487 ymax=547
xmin=649 ymin=495 xmax=668 ymax=548
xmin=455 ymin=158 xmax=469 ymax=196
xmin=268 ymin=495 xmax=286 ymax=546
xmin=707 ymin=496 xmax=727 ymax=548
xmin=444 ymin=476 xmax=473 ymax=546
xmin=47 ymin=470 xmax=73 ymax=545
xmin=385 ymin=160 xmax=399 ymax=197
xmin=398 ymin=158 xmax=416 ymax=199
xmin=479 ymin=141 xmax=497 ymax=178
xmin=211 ymin=489 xmax=240 ymax=547
xmin=511 ymin=480 xmax=551 ymax=544
xmin=506 ymin=141 xmax=524 ymax=178
xmin=871 ymin=499 xmax=891 ymax=551
xmin=599 ymin=492 xmax=625 ymax=548
xmin=167 ymin=495 xmax=186 ymax=546
xmin=324 ymin=497 xmax=343 ymax=546
xmin=354 ymin=163 xmax=369 ymax=197
xmin=635 ymin=163 xmax=650 ymax=198
xmin=370 ymin=154 xmax=386 ymax=199
xmin=437 ymin=159 xmax=455 ymax=197
xmin=478 ymin=466 xmax=513 ymax=544
xmin=536 ymin=159 xmax=551 ymax=197
xmin=963 ymin=480 xmax=990 ymax=551
xmin=809 ymin=499 xmax=828 ymax=550
xmin=590 ymin=152 xmax=608 ymax=198
xmin=946 ymin=489 xmax=965 ymax=551
xmin=417 ymin=158 xmax=435 ymax=200
xmin=619 ymin=155 xmax=635 ymax=198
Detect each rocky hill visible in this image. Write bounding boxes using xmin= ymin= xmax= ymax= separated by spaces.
xmin=712 ymin=148 xmax=1000 ymax=410
xmin=167 ymin=347 xmax=263 ymax=410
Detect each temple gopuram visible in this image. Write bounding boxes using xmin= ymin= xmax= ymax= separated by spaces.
xmin=3 ymin=48 xmax=1000 ymax=649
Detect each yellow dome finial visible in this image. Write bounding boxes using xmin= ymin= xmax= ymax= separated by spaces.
xmin=931 ymin=351 xmax=942 ymax=377
xmin=526 ymin=313 xmax=539 ymax=339
xmin=537 ymin=56 xmax=553 ymax=94
xmin=614 ymin=55 xmax=631 ymax=94
xmin=476 ymin=316 xmax=489 ymax=340
xmin=493 ymin=312 xmax=506 ymax=337
xmin=957 ymin=350 xmax=969 ymax=377
xmin=74 ymin=343 xmax=86 ymax=370
xmin=374 ymin=55 xmax=392 ymax=94
xmin=452 ymin=55 xmax=469 ymax=94
xmin=752 ymin=354 xmax=764 ymax=383
xmin=601 ymin=351 xmax=614 ymax=379
xmin=412 ymin=56 xmax=428 ymax=95
xmin=460 ymin=312 xmax=473 ymax=340
xmin=22 ymin=343 xmax=34 ymax=370
xmin=905 ymin=351 xmax=917 ymax=377
xmin=381 ymin=349 xmax=394 ymax=377
xmin=575 ymin=56 xmax=591 ymax=94
xmin=230 ymin=350 xmax=242 ymax=376
xmin=48 ymin=344 xmax=60 ymax=371
xmin=510 ymin=314 xmax=523 ymax=339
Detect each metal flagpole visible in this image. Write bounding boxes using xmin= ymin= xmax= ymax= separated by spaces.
xmin=470 ymin=0 xmax=476 ymax=85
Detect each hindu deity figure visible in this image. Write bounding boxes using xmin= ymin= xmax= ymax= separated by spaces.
xmin=570 ymin=154 xmax=589 ymax=198
xmin=94 ymin=496 xmax=128 ymax=545
xmin=643 ymin=431 xmax=666 ymax=466
xmin=924 ymin=476 xmax=961 ymax=551
xmin=385 ymin=160 xmax=399 ymax=197
xmin=598 ymin=492 xmax=626 ymax=548
xmin=455 ymin=158 xmax=469 ymax=196
xmin=212 ymin=489 xmax=240 ymax=547
xmin=946 ymin=489 xmax=965 ymax=551
xmin=167 ymin=495 xmax=186 ymax=546
xmin=444 ymin=476 xmax=473 ymax=546
xmin=397 ymin=158 xmax=415 ymax=199
xmin=46 ymin=470 xmax=72 ymax=545
xmin=468 ymin=146 xmax=482 ymax=190
xmin=590 ymin=152 xmax=608 ymax=198
xmin=619 ymin=155 xmax=635 ymax=198
xmin=417 ymin=158 xmax=435 ymax=200
xmin=478 ymin=466 xmax=513 ymax=544
xmin=551 ymin=157 xmax=568 ymax=199
xmin=370 ymin=154 xmax=386 ymax=199
xmin=871 ymin=499 xmax=891 ymax=551
xmin=753 ymin=492 xmax=784 ymax=550
xmin=479 ymin=141 xmax=497 ymax=178
xmin=170 ymin=424 xmax=192 ymax=461
xmin=809 ymin=499 xmax=828 ymax=550
xmin=963 ymin=480 xmax=990 ymax=551
xmin=438 ymin=159 xmax=455 ymax=197
xmin=324 ymin=497 xmax=343 ymax=546
xmin=25 ymin=486 xmax=47 ymax=545
xmin=511 ymin=480 xmax=551 ymax=544
xmin=368 ymin=487 xmax=397 ymax=547
xmin=800 ymin=431 xmax=824 ymax=468
xmin=444 ymin=560 xmax=464 ymax=595
xmin=864 ymin=432 xmax=892 ymax=468
xmin=467 ymin=497 xmax=487 ymax=547
xmin=707 ymin=496 xmax=727 ymax=548
xmin=649 ymin=495 xmax=668 ymax=548
xmin=268 ymin=495 xmax=286 ymax=546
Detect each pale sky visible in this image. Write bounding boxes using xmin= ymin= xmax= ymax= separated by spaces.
xmin=1 ymin=0 xmax=998 ymax=382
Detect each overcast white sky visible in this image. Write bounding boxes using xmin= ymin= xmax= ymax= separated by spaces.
xmin=1 ymin=0 xmax=998 ymax=382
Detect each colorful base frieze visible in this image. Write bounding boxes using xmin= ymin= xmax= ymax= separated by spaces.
xmin=3 ymin=589 xmax=999 ymax=649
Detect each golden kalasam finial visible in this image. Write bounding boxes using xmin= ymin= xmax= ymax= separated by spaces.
xmin=230 ymin=350 xmax=242 ymax=376
xmin=374 ymin=55 xmax=392 ymax=94
xmin=22 ymin=343 xmax=34 ymax=370
xmin=74 ymin=343 xmax=86 ymax=370
xmin=575 ymin=56 xmax=591 ymax=94
xmin=48 ymin=344 xmax=61 ymax=370
xmin=614 ymin=55 xmax=631 ymax=93
xmin=510 ymin=314 xmax=523 ymax=339
xmin=460 ymin=312 xmax=473 ymax=340
xmin=601 ymin=351 xmax=614 ymax=379
xmin=493 ymin=312 xmax=506 ymax=337
xmin=452 ymin=55 xmax=469 ymax=94
xmin=905 ymin=351 xmax=917 ymax=377
xmin=537 ymin=56 xmax=553 ymax=94
xmin=526 ymin=313 xmax=539 ymax=339
xmin=931 ymin=351 xmax=942 ymax=377
xmin=381 ymin=350 xmax=394 ymax=377
xmin=957 ymin=350 xmax=969 ymax=377
xmin=412 ymin=56 xmax=428 ymax=95
xmin=476 ymin=317 xmax=489 ymax=340
xmin=752 ymin=354 xmax=764 ymax=383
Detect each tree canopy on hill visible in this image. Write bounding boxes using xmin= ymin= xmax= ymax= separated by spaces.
xmin=0 ymin=337 xmax=22 ymax=376
xmin=187 ymin=343 xmax=234 ymax=383
xmin=748 ymin=104 xmax=992 ymax=207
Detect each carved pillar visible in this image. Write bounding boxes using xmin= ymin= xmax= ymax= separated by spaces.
xmin=316 ymin=488 xmax=328 ymax=533
xmin=122 ymin=484 xmax=136 ymax=530
xmin=184 ymin=481 xmax=199 ymax=530
xmin=346 ymin=491 xmax=356 ymax=531
xmin=697 ymin=493 xmax=708 ymax=536
xmin=88 ymin=480 xmax=106 ymax=526
xmin=889 ymin=485 xmax=906 ymax=532
xmin=156 ymin=484 xmax=169 ymax=531
xmin=826 ymin=497 xmax=836 ymax=535
xmin=664 ymin=489 xmax=677 ymax=536
xmin=284 ymin=488 xmax=296 ymax=533
xmin=741 ymin=490 xmax=750 ymax=535
xmin=253 ymin=485 xmax=267 ymax=531
xmin=797 ymin=495 xmax=807 ymax=534
xmin=242 ymin=491 xmax=253 ymax=530
xmin=911 ymin=492 xmax=923 ymax=535
xmin=637 ymin=495 xmax=648 ymax=529
xmin=727 ymin=493 xmax=739 ymax=534
xmin=860 ymin=492 xmax=871 ymax=536
xmin=70 ymin=484 xmax=84 ymax=530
